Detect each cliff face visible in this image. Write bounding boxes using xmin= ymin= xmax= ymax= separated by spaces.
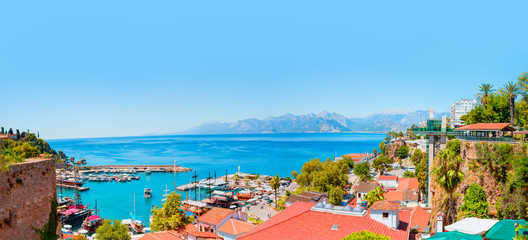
xmin=429 ymin=141 xmax=521 ymax=229
xmin=0 ymin=158 xmax=56 ymax=240
xmin=384 ymin=140 xmax=405 ymax=161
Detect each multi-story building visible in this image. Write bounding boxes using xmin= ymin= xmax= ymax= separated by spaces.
xmin=450 ymin=99 xmax=477 ymax=126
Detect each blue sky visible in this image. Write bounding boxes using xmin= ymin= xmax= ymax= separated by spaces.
xmin=1 ymin=1 xmax=528 ymax=139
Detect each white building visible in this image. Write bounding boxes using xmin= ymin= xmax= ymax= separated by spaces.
xmin=450 ymin=99 xmax=477 ymax=126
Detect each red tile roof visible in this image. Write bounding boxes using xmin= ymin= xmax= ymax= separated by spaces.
xmin=454 ymin=123 xmax=514 ymax=131
xmin=370 ymin=200 xmax=400 ymax=211
xmin=238 ymin=201 xmax=410 ymax=240
xmin=197 ymin=207 xmax=235 ymax=225
xmin=384 ymin=191 xmax=404 ymax=202
xmin=138 ymin=231 xmax=183 ymax=240
xmin=187 ymin=231 xmax=222 ymax=239
xmin=217 ymin=219 xmax=256 ymax=236
xmin=378 ymin=175 xmax=398 ymax=181
xmin=409 ymin=205 xmax=431 ymax=232
xmin=397 ymin=178 xmax=419 ymax=191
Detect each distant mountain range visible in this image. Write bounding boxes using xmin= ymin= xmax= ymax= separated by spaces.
xmin=182 ymin=109 xmax=449 ymax=134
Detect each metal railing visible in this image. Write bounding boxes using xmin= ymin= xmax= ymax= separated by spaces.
xmin=457 ymin=136 xmax=514 ymax=142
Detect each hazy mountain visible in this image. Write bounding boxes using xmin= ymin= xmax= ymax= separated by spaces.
xmin=182 ymin=110 xmax=449 ymax=134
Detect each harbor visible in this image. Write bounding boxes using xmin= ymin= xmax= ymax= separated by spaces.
xmin=80 ymin=164 xmax=192 ymax=173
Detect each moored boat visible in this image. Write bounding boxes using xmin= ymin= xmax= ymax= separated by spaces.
xmin=130 ymin=214 xmax=145 ymax=233
xmin=81 ymin=215 xmax=104 ymax=233
xmin=144 ymin=188 xmax=152 ymax=198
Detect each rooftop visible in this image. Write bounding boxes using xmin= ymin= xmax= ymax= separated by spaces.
xmin=454 ymin=123 xmax=515 ymax=131
xmin=197 ymin=207 xmax=236 ymax=225
xmin=370 ymin=200 xmax=400 ymax=211
xmin=137 ymin=232 xmax=183 ymax=240
xmin=356 ymin=182 xmax=378 ymax=193
xmin=397 ymin=178 xmax=419 ymax=191
xmin=378 ymin=175 xmax=398 ymax=181
xmin=238 ymin=201 xmax=410 ymax=240
xmin=217 ymin=219 xmax=256 ymax=236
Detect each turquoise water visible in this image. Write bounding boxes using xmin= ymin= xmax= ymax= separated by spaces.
xmin=48 ymin=133 xmax=384 ymax=223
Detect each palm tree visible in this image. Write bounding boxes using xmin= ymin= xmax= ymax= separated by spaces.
xmin=432 ymin=149 xmax=465 ymax=223
xmin=502 ymin=81 xmax=524 ymax=127
xmin=270 ymin=175 xmax=281 ymax=210
xmin=364 ymin=186 xmax=385 ymax=206
xmin=475 ymin=83 xmax=494 ymax=107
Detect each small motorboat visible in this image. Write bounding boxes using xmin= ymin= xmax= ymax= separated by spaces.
xmin=144 ymin=188 xmax=152 ymax=198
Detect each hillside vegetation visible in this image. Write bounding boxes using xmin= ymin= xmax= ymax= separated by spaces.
xmin=430 ymin=139 xmax=528 ymax=228
xmin=0 ymin=131 xmax=59 ymax=171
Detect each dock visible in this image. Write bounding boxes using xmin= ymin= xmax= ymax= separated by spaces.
xmin=177 ymin=183 xmax=197 ymax=191
xmin=57 ymin=184 xmax=89 ymax=191
xmin=79 ymin=164 xmax=192 ymax=173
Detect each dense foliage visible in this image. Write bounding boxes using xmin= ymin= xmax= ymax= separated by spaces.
xmin=150 ymin=192 xmax=192 ymax=231
xmin=462 ymin=72 xmax=528 ymax=127
xmin=459 ymin=184 xmax=489 ymax=218
xmin=95 ymin=220 xmax=131 ymax=240
xmin=329 ymin=186 xmax=346 ymax=205
xmin=342 ymin=231 xmax=389 ymax=240
xmin=363 ymin=186 xmax=385 ymax=206
xmin=296 ymin=158 xmax=349 ymax=193
xmin=0 ymin=132 xmax=59 ymax=171
xmin=353 ymin=162 xmax=371 ymax=181
xmin=403 ymin=171 xmax=416 ymax=178
xmin=397 ymin=145 xmax=409 ymax=159
xmin=372 ymin=155 xmax=392 ymax=175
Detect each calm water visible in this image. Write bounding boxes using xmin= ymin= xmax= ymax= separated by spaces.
xmin=48 ymin=133 xmax=384 ymax=223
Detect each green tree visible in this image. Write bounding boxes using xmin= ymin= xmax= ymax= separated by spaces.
xmin=13 ymin=142 xmax=39 ymax=159
xmin=410 ymin=149 xmax=424 ymax=167
xmin=403 ymin=171 xmax=416 ymax=178
xmin=291 ymin=170 xmax=298 ymax=179
xmin=372 ymin=155 xmax=393 ymax=175
xmin=150 ymin=192 xmax=192 ymax=231
xmin=379 ymin=142 xmax=386 ymax=155
xmin=416 ymin=160 xmax=427 ymax=197
xmin=0 ymin=127 xmax=4 ymax=134
xmin=446 ymin=139 xmax=461 ymax=156
xmin=16 ymin=129 xmax=20 ymax=140
xmin=354 ymin=162 xmax=371 ymax=181
xmin=373 ymin=148 xmax=378 ymax=155
xmin=270 ymin=175 xmax=281 ymax=209
xmin=8 ymin=128 xmax=13 ymax=135
xmin=95 ymin=220 xmax=131 ymax=240
xmin=342 ymin=231 xmax=390 ymax=240
xmin=502 ymin=81 xmax=524 ymax=126
xmin=459 ymin=184 xmax=489 ymax=218
xmin=342 ymin=156 xmax=355 ymax=169
xmin=432 ymin=149 xmax=465 ymax=223
xmin=397 ymin=145 xmax=409 ymax=159
xmin=475 ymin=83 xmax=495 ymax=107
xmin=296 ymin=158 xmax=349 ymax=193
xmin=363 ymin=187 xmax=385 ymax=206
xmin=329 ymin=186 xmax=346 ymax=205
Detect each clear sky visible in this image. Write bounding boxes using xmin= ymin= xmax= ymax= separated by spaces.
xmin=1 ymin=1 xmax=528 ymax=139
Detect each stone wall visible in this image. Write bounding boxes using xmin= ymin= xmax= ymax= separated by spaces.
xmin=0 ymin=158 xmax=56 ymax=240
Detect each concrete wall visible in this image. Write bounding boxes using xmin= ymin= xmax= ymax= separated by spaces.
xmin=0 ymin=158 xmax=56 ymax=240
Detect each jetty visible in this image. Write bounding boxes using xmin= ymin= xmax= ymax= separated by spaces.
xmin=56 ymin=183 xmax=90 ymax=191
xmin=80 ymin=164 xmax=191 ymax=174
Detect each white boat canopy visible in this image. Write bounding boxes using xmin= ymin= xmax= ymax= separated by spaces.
xmin=445 ymin=217 xmax=499 ymax=235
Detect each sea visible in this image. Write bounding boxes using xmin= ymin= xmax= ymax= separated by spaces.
xmin=48 ymin=133 xmax=384 ymax=224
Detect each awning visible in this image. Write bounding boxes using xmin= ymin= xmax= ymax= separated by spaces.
xmin=485 ymin=219 xmax=528 ymax=240
xmin=429 ymin=231 xmax=483 ymax=240
xmin=445 ymin=218 xmax=498 ymax=235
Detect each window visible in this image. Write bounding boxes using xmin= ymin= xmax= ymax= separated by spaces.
xmin=383 ymin=212 xmax=389 ymax=218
